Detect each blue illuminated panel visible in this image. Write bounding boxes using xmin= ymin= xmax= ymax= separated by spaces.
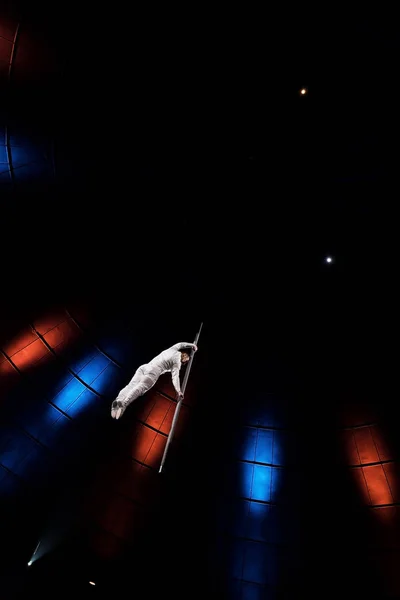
xmin=226 ymin=413 xmax=290 ymax=597
xmin=0 ymin=340 xmax=125 ymax=495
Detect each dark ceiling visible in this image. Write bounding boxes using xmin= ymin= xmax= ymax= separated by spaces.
xmin=1 ymin=4 xmax=400 ymax=598
xmin=1 ymin=2 xmax=398 ymax=407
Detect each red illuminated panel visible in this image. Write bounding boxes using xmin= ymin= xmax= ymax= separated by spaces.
xmin=43 ymin=318 xmax=81 ymax=353
xmin=145 ymin=394 xmax=174 ymax=432
xmin=133 ymin=393 xmax=158 ymax=424
xmin=130 ymin=390 xmax=191 ymax=438
xmin=11 ymin=338 xmax=51 ymax=371
xmin=137 ymin=392 xmax=190 ymax=438
xmin=2 ymin=329 xmax=38 ymax=357
xmin=130 ymin=423 xmax=158 ymax=463
xmin=383 ymin=463 xmax=400 ymax=503
xmin=344 ymin=419 xmax=399 ymax=508
xmin=156 ymin=371 xmax=197 ymax=406
xmin=33 ymin=309 xmax=68 ymax=335
xmin=0 ymin=311 xmax=85 ymax=376
xmin=130 ymin=423 xmax=167 ymax=468
xmin=351 ymin=468 xmax=371 ymax=504
xmin=363 ymin=465 xmax=393 ymax=506
xmin=339 ymin=430 xmax=359 ymax=465
xmin=370 ymin=426 xmax=393 ymax=461
xmin=354 ymin=428 xmax=380 ymax=464
xmin=156 ymin=372 xmax=180 ymax=399
xmin=159 ymin=403 xmax=176 ymax=435
xmin=144 ymin=432 xmax=167 ymax=469
xmin=0 ymin=315 xmax=70 ymax=393
xmin=170 ymin=403 xmax=190 ymax=440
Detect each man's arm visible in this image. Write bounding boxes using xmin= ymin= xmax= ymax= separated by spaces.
xmin=172 ymin=342 xmax=198 ymax=351
xmin=170 ymin=360 xmax=182 ymax=397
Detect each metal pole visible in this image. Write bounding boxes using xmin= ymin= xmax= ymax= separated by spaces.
xmin=159 ymin=322 xmax=203 ymax=473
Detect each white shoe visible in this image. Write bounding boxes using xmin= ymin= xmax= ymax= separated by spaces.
xmin=111 ymin=399 xmax=128 ymax=420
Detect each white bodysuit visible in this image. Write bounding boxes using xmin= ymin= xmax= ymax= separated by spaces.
xmin=111 ymin=342 xmax=197 ymax=419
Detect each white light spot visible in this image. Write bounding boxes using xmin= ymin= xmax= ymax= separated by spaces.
xmin=325 ymin=256 xmax=333 ymax=264
xmin=89 ymin=581 xmax=96 ymax=586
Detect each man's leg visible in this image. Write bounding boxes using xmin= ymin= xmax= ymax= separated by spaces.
xmin=111 ymin=369 xmax=157 ymax=419
xmin=111 ymin=367 xmax=145 ymax=420
xmin=111 ymin=382 xmax=145 ymax=419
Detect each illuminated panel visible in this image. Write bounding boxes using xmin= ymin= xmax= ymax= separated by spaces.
xmin=229 ymin=424 xmax=283 ymax=591
xmin=341 ymin=412 xmax=400 ymax=597
xmin=33 ymin=310 xmax=72 ymax=335
xmin=2 ymin=329 xmax=38 ymax=357
xmin=87 ymin=383 xmax=193 ymax=558
xmin=156 ymin=371 xmax=197 ymax=407
xmin=343 ymin=425 xmax=397 ymax=507
xmin=0 ymin=309 xmax=126 ymax=492
xmin=42 ymin=318 xmax=82 ymax=353
xmin=10 ymin=339 xmax=51 ymax=370
xmin=212 ymin=387 xmax=307 ymax=599
xmin=134 ymin=390 xmax=190 ymax=438
xmin=2 ymin=328 xmax=51 ymax=373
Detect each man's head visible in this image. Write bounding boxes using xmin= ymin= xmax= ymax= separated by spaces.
xmin=180 ymin=351 xmax=190 ymax=364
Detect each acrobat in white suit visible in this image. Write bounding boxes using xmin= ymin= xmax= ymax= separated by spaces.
xmin=111 ymin=342 xmax=198 ymax=419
